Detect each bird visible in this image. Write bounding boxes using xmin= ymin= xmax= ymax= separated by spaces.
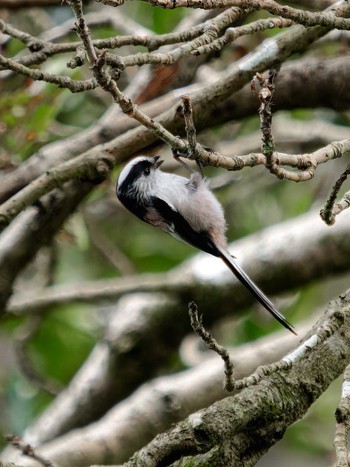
xmin=116 ymin=155 xmax=296 ymax=335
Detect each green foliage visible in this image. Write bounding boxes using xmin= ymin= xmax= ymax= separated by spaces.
xmin=7 ymin=373 xmax=53 ymax=434
xmin=30 ymin=307 xmax=96 ymax=383
xmin=4 ymin=38 xmax=25 ymax=57
xmin=122 ymin=2 xmax=186 ymax=33
xmin=0 ymin=86 xmax=60 ymax=161
xmin=3 ymin=306 xmax=97 ymax=437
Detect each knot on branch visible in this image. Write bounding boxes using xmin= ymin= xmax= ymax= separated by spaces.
xmin=67 ymin=45 xmax=86 ymax=69
xmin=95 ymin=49 xmax=108 ymax=70
xmin=189 ymin=415 xmax=212 ymax=450
xmin=319 ymin=208 xmax=335 ymax=225
xmin=120 ymin=96 xmax=135 ymax=115
xmin=96 ymin=157 xmax=114 ymax=177
xmin=335 ymin=405 xmax=350 ymax=424
xmin=296 ymin=155 xmax=314 ymax=171
xmin=28 ymin=41 xmax=45 ymax=53
xmin=161 ymin=391 xmax=182 ymax=412
xmin=317 ymin=310 xmax=345 ymax=341
xmin=0 ymin=214 xmax=9 ymax=231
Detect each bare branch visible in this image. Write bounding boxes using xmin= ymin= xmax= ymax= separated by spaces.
xmin=5 ymin=318 xmax=307 ymax=466
xmin=252 ymin=66 xmax=279 ymax=163
xmin=0 ymin=152 xmax=113 ymax=232
xmin=320 ymin=164 xmax=350 ymax=225
xmin=188 ymin=301 xmax=235 ymax=392
xmin=5 ymin=208 xmax=350 ymax=450
xmin=334 ymin=364 xmax=350 ymax=467
xmin=110 ymin=0 xmax=350 ymax=34
xmin=4 ymin=435 xmax=54 ymax=467
xmin=193 ymin=17 xmax=294 ymax=56
xmin=1 ymin=133 xmax=348 ymax=234
xmin=0 ymin=55 xmax=97 ymax=92
xmin=126 ymin=296 xmax=350 ymax=466
xmin=0 ymin=180 xmax=93 ymax=312
xmin=0 ymin=8 xmax=243 ymax=70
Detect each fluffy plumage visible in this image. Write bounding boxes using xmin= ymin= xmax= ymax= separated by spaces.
xmin=117 ymin=155 xmax=296 ymax=335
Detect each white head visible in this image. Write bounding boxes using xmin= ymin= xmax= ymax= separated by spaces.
xmin=117 ymin=156 xmax=164 ymax=201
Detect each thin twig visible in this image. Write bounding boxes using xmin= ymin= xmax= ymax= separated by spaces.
xmin=0 ymin=55 xmax=97 ymax=92
xmin=251 ymin=67 xmax=346 ymax=182
xmin=176 ymin=94 xmax=204 ymax=176
xmin=188 ymin=301 xmax=235 ymax=391
xmin=182 ymin=95 xmax=197 ymax=156
xmin=0 ymin=2 xmax=349 ymax=229
xmin=4 ymin=434 xmax=55 ymax=467
xmin=107 ymin=0 xmax=350 ymax=34
xmin=253 ymin=66 xmax=280 ymax=172
xmin=320 ymin=164 xmax=350 ymax=225
xmin=193 ymin=17 xmax=293 ymax=56
xmin=0 ymin=8 xmax=243 ymax=70
xmin=188 ymin=298 xmax=343 ymax=393
xmin=67 ymin=0 xmax=203 ymax=161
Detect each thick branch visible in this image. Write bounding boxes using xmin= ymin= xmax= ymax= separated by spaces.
xmin=2 ymin=63 xmax=350 ymax=231
xmin=0 ymin=180 xmax=92 ymax=312
xmin=334 ymin=364 xmax=350 ymax=467
xmin=127 ymin=295 xmax=350 ymax=466
xmin=7 ymin=208 xmax=350 ymax=448
xmin=7 ymin=292 xmax=348 ymax=466
xmin=3 ymin=319 xmax=308 ymax=466
xmin=1 ymin=52 xmax=349 ymax=210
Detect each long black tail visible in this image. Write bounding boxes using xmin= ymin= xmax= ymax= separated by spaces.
xmin=218 ymin=248 xmax=296 ymax=335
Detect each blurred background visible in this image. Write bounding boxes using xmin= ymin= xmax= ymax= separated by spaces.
xmin=0 ymin=1 xmax=350 ymax=465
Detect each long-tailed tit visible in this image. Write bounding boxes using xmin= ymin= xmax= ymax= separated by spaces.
xmin=116 ymin=155 xmax=296 ymax=335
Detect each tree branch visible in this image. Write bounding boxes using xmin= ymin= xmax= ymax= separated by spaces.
xmin=4 ymin=318 xmax=309 ymax=466
xmin=0 ymin=180 xmax=93 ymax=312
xmin=188 ymin=301 xmax=235 ymax=392
xmin=112 ymin=0 xmax=350 ymax=35
xmin=320 ymin=164 xmax=350 ymax=225
xmin=6 ymin=208 xmax=350 ymax=450
xmin=334 ymin=364 xmax=350 ymax=467
xmin=126 ymin=295 xmax=350 ymax=466
xmin=0 ymin=55 xmax=97 ymax=92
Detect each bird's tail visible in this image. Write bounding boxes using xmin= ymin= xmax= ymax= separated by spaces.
xmin=218 ymin=248 xmax=297 ymax=335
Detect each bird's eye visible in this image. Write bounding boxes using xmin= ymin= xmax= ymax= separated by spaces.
xmin=143 ymin=167 xmax=150 ymax=176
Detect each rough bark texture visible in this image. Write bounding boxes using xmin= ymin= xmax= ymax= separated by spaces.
xmin=127 ymin=293 xmax=350 ymax=466
xmin=5 ymin=209 xmax=350 ymax=454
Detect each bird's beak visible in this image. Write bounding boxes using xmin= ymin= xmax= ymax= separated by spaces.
xmin=153 ymin=156 xmax=164 ymax=169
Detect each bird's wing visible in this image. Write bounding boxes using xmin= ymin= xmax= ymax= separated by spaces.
xmin=147 ymin=196 xmax=220 ymax=257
